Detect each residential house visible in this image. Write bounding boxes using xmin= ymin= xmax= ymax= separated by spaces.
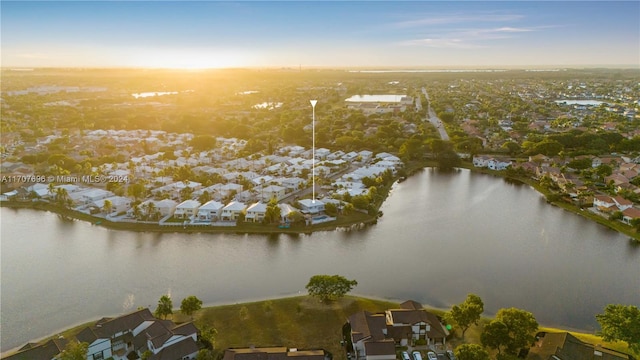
xmin=277 ymin=177 xmax=306 ymax=191
xmin=314 ymin=148 xmax=331 ymax=160
xmin=197 ymin=200 xmax=225 ymax=221
xmin=526 ymin=332 xmax=633 ymax=360
xmin=612 ymin=196 xmax=633 ymax=211
xmin=622 ymin=207 xmax=640 ymax=225
xmin=3 ymin=338 xmax=68 ymax=360
xmin=245 ymin=202 xmax=268 ymax=222
xmin=223 ymin=347 xmax=327 ymax=360
xmin=261 ymin=185 xmax=287 ymax=202
xmin=155 ymin=199 xmax=178 ymax=217
xmin=298 ymin=199 xmax=325 ymax=214
xmin=221 ymin=201 xmax=246 ymax=221
xmin=343 ymin=152 xmax=359 ymax=162
xmin=473 ymin=156 xmax=491 ymax=168
xmin=487 ymin=158 xmax=512 ymax=171
xmin=74 ymin=308 xmax=199 ymax=360
xmin=93 ymin=196 xmax=132 ymax=215
xmin=358 ymin=150 xmax=373 ymax=162
xmin=278 ymin=203 xmax=298 ymax=222
xmin=174 ymin=200 xmax=201 ymax=219
xmin=348 ymin=300 xmax=448 ymax=360
xmin=593 ymin=195 xmax=617 ymax=213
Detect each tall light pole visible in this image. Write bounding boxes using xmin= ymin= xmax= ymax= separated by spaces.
xmin=310 ymin=100 xmax=317 ymax=203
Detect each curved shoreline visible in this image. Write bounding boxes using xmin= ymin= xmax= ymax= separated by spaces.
xmin=2 ymin=164 xmax=638 ymax=239
xmin=0 ymin=200 xmax=378 ymax=234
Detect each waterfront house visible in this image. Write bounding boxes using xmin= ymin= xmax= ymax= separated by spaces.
xmin=622 ymin=207 xmax=640 ymax=224
xmin=93 ymin=196 xmax=132 ymax=215
xmin=612 ymin=196 xmax=633 ymax=211
xmin=74 ymin=308 xmax=199 ymax=360
xmin=526 ymin=332 xmax=633 ymax=360
xmin=174 ymin=200 xmax=201 ymax=220
xmin=3 ymin=338 xmax=68 ymax=360
xmin=245 ymin=202 xmax=268 ymax=222
xmin=197 ymin=200 xmax=225 ymax=221
xmin=348 ymin=300 xmax=448 ymax=359
xmin=297 ymin=199 xmax=325 ymax=214
xmin=594 ymin=195 xmax=617 ymax=213
xmin=221 ymin=201 xmax=246 ymax=221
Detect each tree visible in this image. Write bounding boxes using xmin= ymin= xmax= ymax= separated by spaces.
xmin=306 ymin=274 xmax=357 ymax=302
xmin=324 ymin=202 xmax=338 ymax=217
xmin=596 ymin=304 xmax=640 ymax=353
xmin=154 ymin=294 xmax=173 ymax=319
xmin=455 ymin=344 xmax=490 ymax=360
xmin=481 ymin=320 xmax=510 ymax=354
xmin=264 ymin=198 xmax=281 ymax=224
xmin=180 ymin=295 xmax=203 ymax=319
xmin=494 ymin=307 xmax=539 ymax=355
xmin=103 ymin=199 xmax=113 ymax=215
xmin=59 ymin=341 xmax=88 ymax=360
xmin=446 ymin=294 xmax=484 ymax=339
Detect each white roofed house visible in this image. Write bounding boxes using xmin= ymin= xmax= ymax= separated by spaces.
xmin=93 ymin=196 xmax=132 ymax=215
xmin=358 ymin=150 xmax=373 ymax=162
xmin=245 ymin=202 xmax=268 ymax=223
xmin=261 ymin=184 xmax=286 ymax=202
xmin=196 ymin=200 xmax=224 ymax=221
xmin=278 ymin=203 xmax=298 ymax=222
xmin=278 ymin=177 xmax=305 ymax=191
xmin=314 ymin=148 xmax=331 ymax=160
xmin=298 ymin=199 xmax=325 ymax=214
xmin=154 ymin=199 xmax=178 ymax=217
xmin=487 ymin=158 xmax=511 ymax=171
xmin=218 ymin=183 xmax=243 ymax=201
xmin=174 ymin=200 xmax=201 ymax=220
xmin=220 ymin=201 xmax=246 ymax=221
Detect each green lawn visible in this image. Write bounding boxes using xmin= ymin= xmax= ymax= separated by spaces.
xmin=187 ymin=296 xmax=399 ymax=359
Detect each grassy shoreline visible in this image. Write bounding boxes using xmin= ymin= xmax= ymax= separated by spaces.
xmin=3 ymin=295 xmax=634 ymax=360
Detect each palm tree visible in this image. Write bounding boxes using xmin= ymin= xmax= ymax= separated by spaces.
xmin=132 ymin=205 xmax=142 ymax=220
xmin=103 ymin=199 xmax=113 ymax=215
xmin=147 ymin=202 xmax=157 ymax=220
xmin=55 ymin=188 xmax=69 ymax=207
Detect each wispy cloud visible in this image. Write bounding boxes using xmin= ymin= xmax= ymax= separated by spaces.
xmin=393 ymin=13 xmax=525 ymax=28
xmin=399 ymin=25 xmax=547 ymax=49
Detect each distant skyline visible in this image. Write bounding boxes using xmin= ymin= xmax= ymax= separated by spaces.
xmin=2 ymin=1 xmax=639 ymax=69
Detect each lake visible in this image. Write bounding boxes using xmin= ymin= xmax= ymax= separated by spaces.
xmin=1 ymin=168 xmax=637 ymax=353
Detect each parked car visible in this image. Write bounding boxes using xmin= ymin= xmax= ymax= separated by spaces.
xmin=412 ymin=351 xmax=423 ymax=360
xmin=426 ymin=352 xmax=437 ymax=360
xmin=446 ymin=350 xmax=456 ymax=360
xmin=402 ymin=352 xmax=411 ymax=360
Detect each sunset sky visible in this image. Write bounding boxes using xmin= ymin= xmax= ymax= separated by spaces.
xmin=2 ymin=1 xmax=639 ymax=69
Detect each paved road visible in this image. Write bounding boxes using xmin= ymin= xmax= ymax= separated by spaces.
xmin=422 ymin=87 xmax=450 ymax=141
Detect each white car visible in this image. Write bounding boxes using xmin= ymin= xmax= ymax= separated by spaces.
xmin=412 ymin=351 xmax=423 ymax=360
xmin=426 ymin=352 xmax=437 ymax=360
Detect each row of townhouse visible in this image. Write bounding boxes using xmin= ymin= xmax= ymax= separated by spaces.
xmin=5 ymin=308 xmax=199 ymax=360
xmin=472 ymin=155 xmax=512 ymax=171
xmin=593 ymin=194 xmax=640 ymax=224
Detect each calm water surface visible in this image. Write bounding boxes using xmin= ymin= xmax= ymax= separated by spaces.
xmin=1 ymin=169 xmax=638 ymax=352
